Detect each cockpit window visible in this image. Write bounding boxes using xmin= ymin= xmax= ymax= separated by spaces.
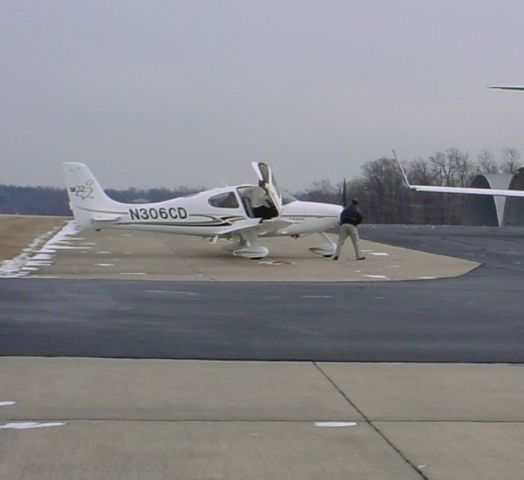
xmin=208 ymin=192 xmax=239 ymax=209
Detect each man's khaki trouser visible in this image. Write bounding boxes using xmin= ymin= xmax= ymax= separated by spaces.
xmin=335 ymin=224 xmax=361 ymax=259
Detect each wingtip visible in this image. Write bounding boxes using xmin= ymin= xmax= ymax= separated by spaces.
xmin=393 ymin=150 xmax=411 ymax=188
xmin=489 ymin=85 xmax=524 ymax=91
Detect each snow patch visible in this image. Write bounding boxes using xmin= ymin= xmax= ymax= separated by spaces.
xmin=0 ymin=221 xmax=81 ymax=277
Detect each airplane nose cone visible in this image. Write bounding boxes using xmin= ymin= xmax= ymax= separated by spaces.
xmin=332 ymin=204 xmax=343 ymax=223
xmin=332 ymin=204 xmax=343 ymax=215
xmin=326 ymin=204 xmax=343 ymax=220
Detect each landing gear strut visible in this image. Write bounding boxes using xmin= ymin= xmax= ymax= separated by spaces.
xmin=309 ymin=232 xmax=337 ymax=257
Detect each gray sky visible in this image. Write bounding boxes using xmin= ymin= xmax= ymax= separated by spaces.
xmin=2 ymin=0 xmax=524 ymax=191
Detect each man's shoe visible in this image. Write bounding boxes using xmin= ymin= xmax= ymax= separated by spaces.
xmin=332 ymin=255 xmax=339 ymax=261
xmin=356 ymin=256 xmax=366 ymax=261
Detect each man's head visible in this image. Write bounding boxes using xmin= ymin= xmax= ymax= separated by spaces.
xmin=351 ymin=198 xmax=359 ymax=205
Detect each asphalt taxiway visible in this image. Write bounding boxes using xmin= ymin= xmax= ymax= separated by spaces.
xmin=1 ymin=219 xmax=524 ymax=479
xmin=1 ymin=223 xmax=523 ymax=362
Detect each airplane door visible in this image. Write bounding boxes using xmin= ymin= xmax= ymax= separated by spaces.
xmin=251 ymin=162 xmax=282 ymax=215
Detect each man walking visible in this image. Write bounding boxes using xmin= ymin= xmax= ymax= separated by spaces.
xmin=332 ymin=198 xmax=365 ymax=261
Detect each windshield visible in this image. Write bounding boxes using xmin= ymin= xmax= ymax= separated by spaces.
xmin=281 ymin=190 xmax=298 ymax=205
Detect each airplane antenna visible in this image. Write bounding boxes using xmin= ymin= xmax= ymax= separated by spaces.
xmin=341 ymin=177 xmax=347 ymax=207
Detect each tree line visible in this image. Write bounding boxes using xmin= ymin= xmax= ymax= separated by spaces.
xmin=0 ymin=185 xmax=201 ymax=216
xmin=0 ymin=147 xmax=521 ymax=224
xmin=296 ymin=147 xmax=522 ymax=224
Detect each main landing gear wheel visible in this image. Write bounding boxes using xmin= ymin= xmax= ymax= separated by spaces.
xmin=309 ymin=232 xmax=337 ymax=257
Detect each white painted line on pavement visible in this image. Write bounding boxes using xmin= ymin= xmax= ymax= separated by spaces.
xmin=0 ymin=422 xmax=66 ymax=430
xmin=314 ymin=422 xmax=357 ymax=428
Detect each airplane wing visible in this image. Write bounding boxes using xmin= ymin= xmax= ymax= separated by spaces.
xmin=489 ymin=85 xmax=524 ymax=91
xmin=405 ymin=184 xmax=524 ymax=198
xmin=394 ymin=151 xmax=524 ymax=198
xmin=217 ymin=218 xmax=296 ymax=237
xmin=253 ymin=218 xmax=296 ymax=235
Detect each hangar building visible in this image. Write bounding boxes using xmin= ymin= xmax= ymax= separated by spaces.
xmin=462 ymin=168 xmax=524 ymax=226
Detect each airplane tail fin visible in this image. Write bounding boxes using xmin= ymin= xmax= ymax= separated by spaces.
xmin=63 ymin=162 xmax=124 ymax=228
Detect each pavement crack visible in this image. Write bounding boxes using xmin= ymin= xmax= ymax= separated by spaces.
xmin=313 ymin=362 xmax=429 ymax=480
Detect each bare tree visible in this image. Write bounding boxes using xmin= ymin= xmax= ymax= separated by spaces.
xmin=449 ymin=148 xmax=475 ymax=187
xmin=296 ymin=180 xmax=340 ymax=205
xmin=477 ymin=150 xmax=499 ymax=174
xmin=429 ymin=151 xmax=453 ymax=185
xmin=408 ymin=157 xmax=436 ymax=185
xmin=429 ymin=148 xmax=474 ymax=187
xmin=361 ymin=157 xmax=411 ymax=223
xmin=500 ymin=147 xmax=522 ymax=174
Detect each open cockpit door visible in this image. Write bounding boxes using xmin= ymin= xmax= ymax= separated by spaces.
xmin=251 ymin=162 xmax=282 ymax=214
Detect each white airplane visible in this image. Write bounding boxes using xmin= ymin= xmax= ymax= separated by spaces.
xmin=63 ymin=162 xmax=342 ymax=259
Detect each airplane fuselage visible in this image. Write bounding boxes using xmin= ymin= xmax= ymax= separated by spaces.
xmin=73 ymin=184 xmax=342 ymax=238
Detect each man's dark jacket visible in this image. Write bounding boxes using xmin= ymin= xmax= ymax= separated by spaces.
xmin=340 ymin=204 xmax=363 ymax=226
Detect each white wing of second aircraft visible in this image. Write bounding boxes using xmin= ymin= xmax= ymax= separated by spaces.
xmin=395 ymin=86 xmax=524 ymax=197
xmin=489 ymin=85 xmax=524 ymax=91
xmin=404 ymin=184 xmax=524 ymax=197
xmin=395 ymin=153 xmax=524 ymax=198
